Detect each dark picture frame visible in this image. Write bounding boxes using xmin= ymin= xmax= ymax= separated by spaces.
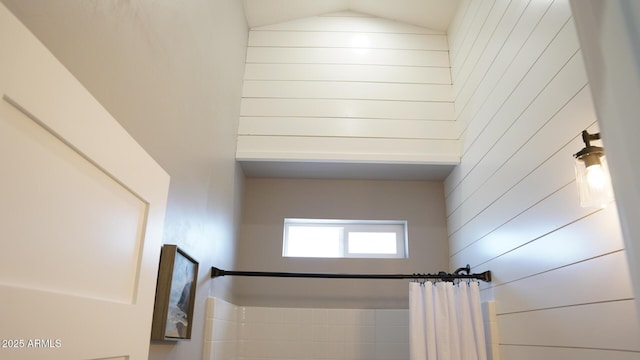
xmin=151 ymin=244 xmax=198 ymax=341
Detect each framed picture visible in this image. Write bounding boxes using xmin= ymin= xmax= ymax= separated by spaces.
xmin=151 ymin=244 xmax=198 ymax=341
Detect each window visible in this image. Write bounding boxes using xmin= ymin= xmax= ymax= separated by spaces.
xmin=283 ymin=218 xmax=408 ymax=258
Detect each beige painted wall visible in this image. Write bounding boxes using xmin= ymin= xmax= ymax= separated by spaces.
xmin=233 ymin=178 xmax=449 ymax=308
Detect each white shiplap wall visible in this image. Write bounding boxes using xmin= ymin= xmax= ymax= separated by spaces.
xmin=237 ymin=11 xmax=459 ymax=164
xmin=446 ymin=0 xmax=640 ymax=359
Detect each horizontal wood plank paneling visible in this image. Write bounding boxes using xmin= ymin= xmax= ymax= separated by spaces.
xmin=455 ymin=0 xmax=568 ymax=136
xmin=242 ymin=81 xmax=453 ymax=102
xmin=244 ymin=64 xmax=452 ymax=84
xmin=446 ymin=71 xmax=592 ymax=225
xmin=453 ymin=0 xmax=532 ymax=102
xmin=240 ymin=98 xmax=455 ymax=121
xmin=246 ymin=47 xmax=450 ymax=67
xmin=447 ymin=5 xmax=575 ymax=196
xmin=451 ymin=0 xmax=512 ymax=88
xmin=500 ymin=345 xmax=640 ymax=360
xmin=448 ymin=0 xmax=483 ymax=63
xmin=498 ymin=301 xmax=640 ymax=351
xmin=238 ymin=117 xmax=457 ymax=140
xmin=446 ymin=0 xmax=472 ymax=46
xmin=493 ymin=251 xmax=633 ymax=314
xmin=453 ymin=0 xmax=556 ymax=122
xmin=448 ymin=3 xmax=571 ymax=197
xmin=236 ymin=136 xmax=459 ymax=164
xmin=447 ymin=89 xmax=596 ymax=246
xmin=458 ymin=15 xmax=578 ymax=186
xmin=248 ymin=31 xmax=448 ymax=50
xmin=239 ymin=11 xmax=456 ymax=165
xmin=447 ymin=130 xmax=600 ymax=256
xmin=451 ymin=205 xmax=625 ymax=284
xmin=446 ymin=1 xmax=638 ymax=358
xmin=450 ymin=0 xmax=498 ymax=79
xmin=459 ymin=0 xmax=573 ymax=144
xmin=449 ymin=178 xmax=590 ymax=257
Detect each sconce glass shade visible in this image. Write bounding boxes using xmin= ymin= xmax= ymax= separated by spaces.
xmin=574 ymin=152 xmax=614 ymax=208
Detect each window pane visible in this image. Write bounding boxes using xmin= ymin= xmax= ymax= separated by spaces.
xmin=347 ymin=232 xmax=397 ymax=254
xmin=285 ymin=226 xmax=342 ymax=257
xmin=283 ymin=219 xmax=407 ymax=259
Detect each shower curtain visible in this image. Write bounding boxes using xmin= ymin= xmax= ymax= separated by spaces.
xmin=409 ymin=281 xmax=487 ymax=360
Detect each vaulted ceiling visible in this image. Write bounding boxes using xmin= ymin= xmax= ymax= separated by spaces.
xmin=1 ymin=0 xmax=461 ymax=180
xmin=239 ymin=0 xmax=461 ymax=179
xmin=242 ymin=0 xmax=460 ymax=31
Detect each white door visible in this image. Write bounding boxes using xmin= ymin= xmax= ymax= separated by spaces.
xmin=0 ymin=4 xmax=170 ymax=360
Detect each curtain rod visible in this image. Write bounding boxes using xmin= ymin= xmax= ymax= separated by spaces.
xmin=210 ymin=265 xmax=492 ymax=282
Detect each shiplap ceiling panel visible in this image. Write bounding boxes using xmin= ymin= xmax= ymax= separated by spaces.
xmin=242 ymin=0 xmax=461 ymax=32
xmin=240 ymin=98 xmax=455 ymax=120
xmin=242 ymin=81 xmax=453 ymax=102
xmin=238 ymin=116 xmax=457 ymax=139
xmin=243 ymin=64 xmax=452 ymax=84
xmin=248 ymin=31 xmax=449 ymax=50
xmin=246 ymin=47 xmax=450 ymax=66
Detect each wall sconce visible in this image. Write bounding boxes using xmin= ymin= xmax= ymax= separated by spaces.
xmin=573 ymin=130 xmax=614 ymax=208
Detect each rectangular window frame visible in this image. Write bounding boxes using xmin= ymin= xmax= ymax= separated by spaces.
xmin=283 ymin=218 xmax=408 ymax=259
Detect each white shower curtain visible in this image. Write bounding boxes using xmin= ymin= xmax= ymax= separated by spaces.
xmin=410 ymin=281 xmax=487 ymax=360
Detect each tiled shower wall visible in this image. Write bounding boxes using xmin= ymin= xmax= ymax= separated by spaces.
xmin=204 ymin=297 xmax=408 ymax=360
xmin=238 ymin=306 xmax=409 ymax=360
xmin=204 ymin=297 xmax=239 ymax=360
xmin=204 ymin=297 xmax=499 ymax=360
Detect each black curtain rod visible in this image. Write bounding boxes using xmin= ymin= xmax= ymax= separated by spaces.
xmin=210 ymin=265 xmax=491 ymax=282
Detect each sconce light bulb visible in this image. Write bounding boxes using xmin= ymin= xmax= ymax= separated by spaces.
xmin=586 ymin=164 xmax=606 ymax=190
